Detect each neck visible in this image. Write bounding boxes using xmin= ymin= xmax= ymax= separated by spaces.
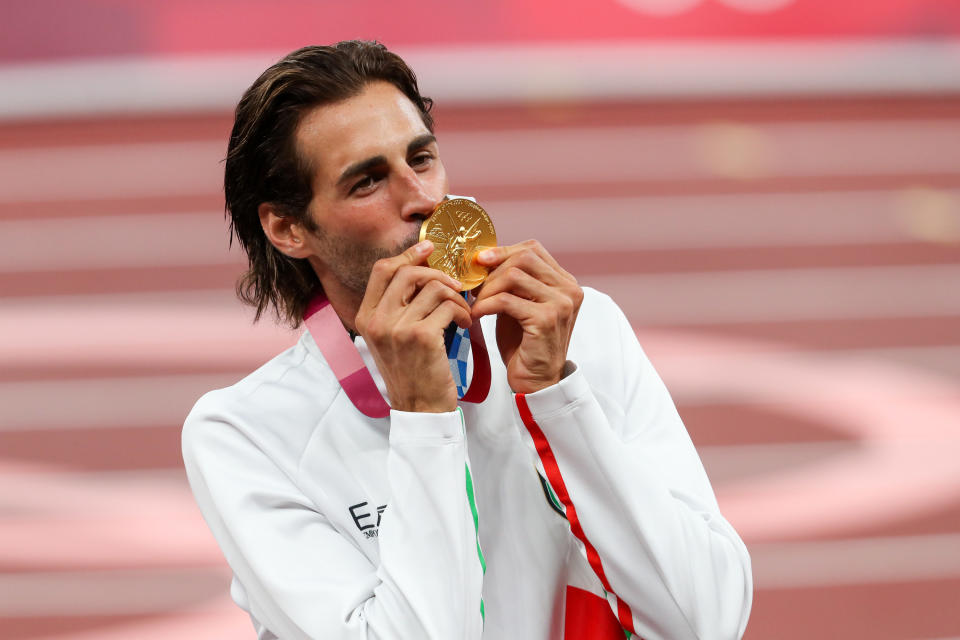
xmin=323 ymin=284 xmax=363 ymax=334
xmin=310 ymin=263 xmax=363 ymax=334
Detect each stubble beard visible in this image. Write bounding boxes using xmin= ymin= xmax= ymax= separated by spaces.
xmin=314 ymin=227 xmax=423 ymax=296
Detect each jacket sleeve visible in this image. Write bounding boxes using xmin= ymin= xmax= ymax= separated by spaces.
xmin=514 ymin=292 xmax=752 ymax=640
xmin=182 ymin=404 xmax=485 ymax=640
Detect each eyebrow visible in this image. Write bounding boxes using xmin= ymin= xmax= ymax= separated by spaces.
xmin=335 ymin=134 xmax=438 ymax=189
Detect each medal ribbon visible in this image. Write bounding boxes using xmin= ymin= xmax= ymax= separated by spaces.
xmin=303 ymin=291 xmax=491 ymax=418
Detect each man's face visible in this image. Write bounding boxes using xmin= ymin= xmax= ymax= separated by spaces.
xmin=295 ymin=81 xmax=449 ymax=294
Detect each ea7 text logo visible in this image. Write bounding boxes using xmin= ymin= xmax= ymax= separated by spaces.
xmin=349 ymin=501 xmax=387 ymax=539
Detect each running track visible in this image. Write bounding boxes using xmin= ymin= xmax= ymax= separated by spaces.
xmin=2 ymin=95 xmax=960 ymax=639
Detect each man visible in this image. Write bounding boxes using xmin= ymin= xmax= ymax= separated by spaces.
xmin=183 ymin=41 xmax=752 ymax=639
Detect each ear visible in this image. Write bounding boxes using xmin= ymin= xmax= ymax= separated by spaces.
xmin=258 ymin=203 xmax=312 ymax=259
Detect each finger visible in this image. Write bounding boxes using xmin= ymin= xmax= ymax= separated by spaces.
xmin=473 ymin=263 xmax=557 ymax=307
xmin=361 ymin=240 xmax=437 ymax=309
xmin=470 ymin=291 xmax=539 ymax=325
xmin=404 ymin=280 xmax=472 ymax=326
xmin=422 ymin=296 xmax=475 ymax=332
xmin=380 ymin=264 xmax=463 ymax=311
xmin=476 ymin=239 xmax=572 ymax=280
xmin=363 ymin=241 xmax=459 ymax=310
xmin=474 ymin=245 xmax=571 ymax=306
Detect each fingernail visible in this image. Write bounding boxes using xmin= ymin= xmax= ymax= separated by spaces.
xmin=477 ymin=249 xmax=495 ymax=263
xmin=416 ymin=240 xmax=433 ymax=253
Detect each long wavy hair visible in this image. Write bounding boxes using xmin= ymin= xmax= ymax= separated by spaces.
xmin=224 ymin=41 xmax=435 ymax=327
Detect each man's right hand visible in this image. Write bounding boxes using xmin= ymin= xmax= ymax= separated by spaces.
xmin=354 ymin=240 xmax=471 ymax=413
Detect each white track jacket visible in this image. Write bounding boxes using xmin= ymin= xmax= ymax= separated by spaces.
xmin=183 ymin=288 xmax=752 ymax=639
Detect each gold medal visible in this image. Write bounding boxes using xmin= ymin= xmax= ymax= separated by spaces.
xmin=419 ymin=197 xmax=497 ymax=291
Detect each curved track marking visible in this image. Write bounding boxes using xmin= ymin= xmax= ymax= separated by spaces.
xmin=644 ymin=331 xmax=960 ymax=541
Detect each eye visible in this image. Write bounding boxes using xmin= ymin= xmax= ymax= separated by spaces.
xmin=349 ymin=175 xmax=378 ymax=195
xmin=410 ymin=152 xmax=434 ymax=169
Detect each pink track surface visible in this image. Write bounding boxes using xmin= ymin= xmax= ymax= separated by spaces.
xmin=2 ymin=78 xmax=960 ymax=640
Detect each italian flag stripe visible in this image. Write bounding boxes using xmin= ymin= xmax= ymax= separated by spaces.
xmin=515 ymin=394 xmax=637 ymax=636
xmin=465 ymin=463 xmax=487 ymax=574
xmin=460 ymin=408 xmax=486 ymax=624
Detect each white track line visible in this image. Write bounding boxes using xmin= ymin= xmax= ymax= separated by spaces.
xmin=811 ymin=346 xmax=960 ymax=380
xmin=0 ymin=211 xmax=243 ymax=272
xmin=0 ymin=189 xmax=941 ymax=272
xmin=0 ymin=568 xmax=231 ymax=616
xmin=751 ymin=533 xmax=960 ymax=589
xmin=0 ymin=141 xmax=223 ymax=202
xmin=0 ymin=374 xmax=258 ymax=431
xmin=440 ymin=120 xmax=960 ymax=187
xmin=461 ymin=190 xmax=951 ymax=252
xmin=2 ymin=40 xmax=960 ymax=120
xmin=28 ymin=598 xmax=251 ymax=640
xmin=3 ymin=120 xmax=959 ymax=202
xmin=583 ymin=264 xmax=960 ymax=324
xmin=697 ymin=442 xmax=855 ymax=485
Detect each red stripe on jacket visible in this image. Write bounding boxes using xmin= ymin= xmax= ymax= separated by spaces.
xmin=515 ymin=394 xmax=637 ymax=636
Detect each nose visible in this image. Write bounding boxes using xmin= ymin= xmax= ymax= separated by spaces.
xmin=395 ymin=167 xmax=440 ymax=222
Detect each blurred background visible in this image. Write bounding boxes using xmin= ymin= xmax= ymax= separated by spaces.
xmin=1 ymin=0 xmax=959 ymax=638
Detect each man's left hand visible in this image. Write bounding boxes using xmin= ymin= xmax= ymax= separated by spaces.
xmin=470 ymin=240 xmax=583 ymax=394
